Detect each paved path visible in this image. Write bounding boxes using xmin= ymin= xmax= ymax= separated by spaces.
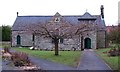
xmin=29 ymin=56 xmax=76 ymax=70
xmin=2 ymin=48 xmax=112 ymax=70
xmin=77 ymin=49 xmax=111 ymax=70
xmin=2 ymin=48 xmax=75 ymax=70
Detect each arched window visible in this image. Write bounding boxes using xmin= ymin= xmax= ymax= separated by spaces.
xmin=17 ymin=35 xmax=21 ymax=45
xmin=32 ymin=34 xmax=35 ymax=41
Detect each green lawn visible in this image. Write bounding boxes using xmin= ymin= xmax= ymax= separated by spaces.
xmin=12 ymin=47 xmax=81 ymax=67
xmin=96 ymin=48 xmax=119 ymax=70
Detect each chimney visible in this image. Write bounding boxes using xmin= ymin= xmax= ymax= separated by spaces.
xmin=17 ymin=12 xmax=19 ymax=16
xmin=100 ymin=5 xmax=104 ymax=19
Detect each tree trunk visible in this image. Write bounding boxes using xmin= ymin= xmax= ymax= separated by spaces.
xmin=54 ymin=40 xmax=59 ymax=56
xmin=32 ymin=41 xmax=35 ymax=50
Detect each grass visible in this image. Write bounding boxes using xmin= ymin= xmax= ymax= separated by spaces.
xmin=96 ymin=48 xmax=119 ymax=70
xmin=12 ymin=47 xmax=81 ymax=67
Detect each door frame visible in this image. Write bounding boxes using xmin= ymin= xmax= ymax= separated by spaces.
xmin=84 ymin=37 xmax=91 ymax=49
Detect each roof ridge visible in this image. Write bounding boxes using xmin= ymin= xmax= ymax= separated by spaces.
xmin=82 ymin=12 xmax=92 ymax=17
xmin=18 ymin=15 xmax=83 ymax=17
xmin=18 ymin=15 xmax=52 ymax=17
xmin=17 ymin=14 xmax=100 ymax=17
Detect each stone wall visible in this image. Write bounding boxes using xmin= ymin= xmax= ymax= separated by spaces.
xmin=97 ymin=30 xmax=106 ymax=48
xmin=83 ymin=31 xmax=97 ymax=49
xmin=12 ymin=31 xmax=33 ymax=47
xmin=35 ymin=35 xmax=53 ymax=50
xmin=12 ymin=31 xmax=99 ymax=49
xmin=35 ymin=35 xmax=79 ymax=50
xmin=59 ymin=38 xmax=79 ymax=50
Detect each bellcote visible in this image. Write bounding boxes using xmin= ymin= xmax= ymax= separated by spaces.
xmin=54 ymin=12 xmax=61 ymax=22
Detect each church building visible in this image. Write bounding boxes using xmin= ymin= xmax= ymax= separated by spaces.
xmin=12 ymin=5 xmax=106 ymax=50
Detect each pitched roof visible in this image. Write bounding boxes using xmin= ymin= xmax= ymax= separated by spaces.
xmin=12 ymin=12 xmax=106 ymax=31
xmin=78 ymin=12 xmax=97 ymax=19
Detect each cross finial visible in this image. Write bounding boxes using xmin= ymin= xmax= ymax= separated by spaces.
xmin=86 ymin=9 xmax=88 ymax=12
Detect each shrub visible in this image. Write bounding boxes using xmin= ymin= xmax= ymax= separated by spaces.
xmin=3 ymin=46 xmax=10 ymax=53
xmin=11 ymin=52 xmax=31 ymax=67
xmin=45 ymin=48 xmax=48 ymax=51
xmin=2 ymin=46 xmax=12 ymax=60
xmin=108 ymin=48 xmax=120 ymax=56
xmin=107 ymin=44 xmax=120 ymax=57
xmin=2 ymin=52 xmax=12 ymax=61
xmin=50 ymin=49 xmax=53 ymax=51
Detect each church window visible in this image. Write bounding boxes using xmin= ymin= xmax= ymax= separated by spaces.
xmin=51 ymin=38 xmax=64 ymax=43
xmin=59 ymin=38 xmax=64 ymax=43
xmin=32 ymin=34 xmax=35 ymax=41
xmin=17 ymin=35 xmax=21 ymax=45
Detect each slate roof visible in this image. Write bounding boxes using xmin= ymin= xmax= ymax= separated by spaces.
xmin=12 ymin=12 xmax=106 ymax=31
xmin=78 ymin=12 xmax=97 ymax=19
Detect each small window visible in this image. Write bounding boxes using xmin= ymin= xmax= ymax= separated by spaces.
xmin=32 ymin=34 xmax=35 ymax=41
xmin=60 ymin=38 xmax=64 ymax=43
xmin=51 ymin=38 xmax=64 ymax=43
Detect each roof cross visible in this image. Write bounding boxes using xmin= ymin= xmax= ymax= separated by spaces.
xmin=86 ymin=9 xmax=88 ymax=12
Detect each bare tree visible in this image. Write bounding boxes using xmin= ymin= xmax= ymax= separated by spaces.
xmin=37 ymin=21 xmax=73 ymax=56
xmin=25 ymin=19 xmax=96 ymax=55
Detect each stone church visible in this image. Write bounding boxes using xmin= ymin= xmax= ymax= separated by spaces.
xmin=12 ymin=5 xmax=106 ymax=50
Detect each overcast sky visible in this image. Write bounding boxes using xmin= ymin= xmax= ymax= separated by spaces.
xmin=0 ymin=0 xmax=119 ymax=26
